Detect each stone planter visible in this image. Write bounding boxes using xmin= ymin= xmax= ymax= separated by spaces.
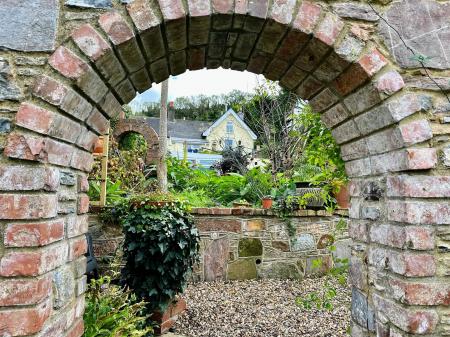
xmin=295 ymin=182 xmax=325 ymax=209
xmin=151 ymin=297 xmax=187 ymax=335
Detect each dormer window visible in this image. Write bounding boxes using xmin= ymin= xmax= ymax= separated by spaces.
xmin=226 ymin=121 xmax=234 ymax=133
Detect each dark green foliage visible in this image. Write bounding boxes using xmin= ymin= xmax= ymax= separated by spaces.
xmin=84 ymin=276 xmax=153 ymax=337
xmin=120 ymin=196 xmax=200 ymax=312
xmin=119 ymin=132 xmax=147 ymax=153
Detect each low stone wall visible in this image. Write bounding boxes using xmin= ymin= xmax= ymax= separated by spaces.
xmin=88 ymin=207 xmax=350 ymax=281
xmin=191 ymin=208 xmax=350 ymax=282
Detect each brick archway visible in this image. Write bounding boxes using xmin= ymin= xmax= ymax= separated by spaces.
xmin=113 ymin=119 xmax=159 ymax=164
xmin=0 ymin=1 xmax=449 ymax=336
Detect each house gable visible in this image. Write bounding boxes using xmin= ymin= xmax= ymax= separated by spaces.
xmin=202 ymin=109 xmax=257 ymax=140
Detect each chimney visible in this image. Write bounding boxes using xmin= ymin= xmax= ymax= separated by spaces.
xmin=168 ymin=101 xmax=175 ymax=122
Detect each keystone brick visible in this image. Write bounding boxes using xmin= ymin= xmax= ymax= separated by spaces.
xmin=388 ymin=200 xmax=450 ymax=225
xmin=5 ymin=219 xmax=65 ymax=247
xmin=0 ymin=165 xmax=59 ymax=191
xmin=0 ymin=276 xmax=52 ymax=306
xmin=0 ymin=242 xmax=68 ymax=276
xmin=387 ymin=175 xmax=450 ymax=198
xmin=293 ymin=1 xmax=321 ymax=33
xmin=0 ymin=300 xmax=52 ymax=336
xmin=373 ymin=294 xmax=439 ymax=334
xmin=370 ymin=224 xmax=434 ymax=250
xmin=315 ymin=13 xmax=344 ymax=46
xmin=0 ymin=194 xmax=58 ymax=220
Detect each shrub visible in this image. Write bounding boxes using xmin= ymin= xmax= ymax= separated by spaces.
xmin=120 ymin=195 xmax=200 ymax=312
xmin=84 ymin=276 xmax=153 ymax=337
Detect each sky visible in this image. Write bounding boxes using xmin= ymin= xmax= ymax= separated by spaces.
xmin=129 ymin=69 xmax=263 ymax=110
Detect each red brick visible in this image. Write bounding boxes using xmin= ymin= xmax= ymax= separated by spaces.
xmin=212 ymin=0 xmax=233 ymax=13
xmin=157 ymin=0 xmax=186 ymax=21
xmin=376 ymin=70 xmax=405 ymax=95
xmin=235 ymin=0 xmax=248 ymax=14
xmin=77 ymin=128 xmax=99 ymax=151
xmin=46 ymin=138 xmax=74 ymax=166
xmin=33 ymin=75 xmax=68 ymax=106
xmin=332 ymin=63 xmax=369 ymax=95
xmin=127 ymin=0 xmax=161 ymax=32
xmin=49 ymin=46 xmax=88 ymax=79
xmin=271 ymin=0 xmax=297 ymax=25
xmin=369 ymin=224 xmax=434 ymax=250
xmin=86 ymin=109 xmax=109 ymax=135
xmin=293 ymin=1 xmax=322 ymax=33
xmin=0 ymin=165 xmax=59 ymax=192
xmin=0 ymin=242 xmax=67 ymax=276
xmin=387 ymin=175 xmax=450 ymax=198
xmin=373 ymin=294 xmax=439 ymax=334
xmin=388 ymin=200 xmax=450 ymax=225
xmin=5 ymin=219 xmax=64 ymax=247
xmin=0 ymin=299 xmax=52 ymax=336
xmin=99 ymin=11 xmax=134 ymax=45
xmin=78 ymin=175 xmax=89 ymax=193
xmin=72 ymin=24 xmax=111 ymax=61
xmin=315 ymin=13 xmax=344 ymax=46
xmin=0 ymin=194 xmax=57 ymax=220
xmin=15 ymin=103 xmax=52 ymax=134
xmin=77 ymin=194 xmax=90 ymax=214
xmin=348 ymin=220 xmax=368 ymax=242
xmin=358 ymin=49 xmax=387 ymax=76
xmin=399 ymin=120 xmax=432 ymax=145
xmin=296 ymin=76 xmax=323 ymax=99
xmin=406 ymin=148 xmax=437 ymax=169
xmin=71 ymin=149 xmax=94 ymax=172
xmin=276 ymin=30 xmax=310 ymax=62
xmin=0 ymin=276 xmax=52 ymax=306
xmin=69 ymin=236 xmax=88 ymax=261
xmin=66 ymin=319 xmax=84 ymax=337
xmin=389 ymin=278 xmax=450 ymax=306
xmin=4 ymin=132 xmax=45 ymax=161
xmin=188 ymin=47 xmax=206 ymax=70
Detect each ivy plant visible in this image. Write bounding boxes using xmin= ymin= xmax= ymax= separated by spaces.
xmin=119 ymin=195 xmax=200 ymax=312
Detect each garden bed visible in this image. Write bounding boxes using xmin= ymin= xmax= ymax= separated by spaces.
xmin=174 ymin=278 xmax=351 ymax=337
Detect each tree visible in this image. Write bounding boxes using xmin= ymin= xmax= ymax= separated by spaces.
xmin=158 ymin=79 xmax=169 ymax=192
xmin=240 ymin=80 xmax=307 ymax=177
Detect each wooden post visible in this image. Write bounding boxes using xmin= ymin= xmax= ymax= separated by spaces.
xmin=158 ymin=79 xmax=169 ymax=193
xmin=99 ymin=129 xmax=110 ymax=206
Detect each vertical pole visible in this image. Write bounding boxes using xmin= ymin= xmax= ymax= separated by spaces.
xmin=158 ymin=79 xmax=169 ymax=193
xmin=99 ymin=129 xmax=110 ymax=206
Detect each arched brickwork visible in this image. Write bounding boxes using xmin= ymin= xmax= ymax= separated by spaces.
xmin=0 ymin=1 xmax=449 ymax=336
xmin=113 ymin=119 xmax=159 ymax=163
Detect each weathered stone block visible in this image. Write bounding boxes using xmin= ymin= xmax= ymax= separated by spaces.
xmin=52 ymin=265 xmax=75 ymax=309
xmin=258 ymin=262 xmax=302 ymax=280
xmin=332 ymin=3 xmax=379 ymax=22
xmin=238 ymin=238 xmax=263 ymax=257
xmin=291 ymin=234 xmax=315 ymax=251
xmin=204 ymin=238 xmax=229 ymax=281
xmin=65 ymin=0 xmax=112 ymax=8
xmin=227 ymin=258 xmax=257 ymax=280
xmin=0 ymin=58 xmax=21 ymax=101
xmin=0 ymin=0 xmax=58 ymax=51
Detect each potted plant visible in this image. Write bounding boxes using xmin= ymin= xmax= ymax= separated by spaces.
xmin=261 ymin=195 xmax=273 ymax=209
xmin=334 ymin=183 xmax=350 ymax=209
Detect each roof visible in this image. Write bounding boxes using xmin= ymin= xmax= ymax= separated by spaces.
xmin=144 ymin=117 xmax=211 ymax=140
xmin=202 ymin=108 xmax=257 ymax=140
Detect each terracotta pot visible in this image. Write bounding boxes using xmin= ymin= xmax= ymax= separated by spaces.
xmin=93 ymin=138 xmax=104 ymax=154
xmin=335 ymin=184 xmax=350 ymax=209
xmin=262 ymin=198 xmax=273 ymax=209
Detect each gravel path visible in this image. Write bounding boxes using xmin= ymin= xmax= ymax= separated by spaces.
xmin=173 ymin=277 xmax=351 ymax=337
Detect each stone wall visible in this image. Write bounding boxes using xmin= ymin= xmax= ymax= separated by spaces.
xmin=0 ymin=1 xmax=449 ymax=336
xmin=191 ymin=207 xmax=350 ymax=282
xmin=87 ymin=207 xmax=350 ymax=282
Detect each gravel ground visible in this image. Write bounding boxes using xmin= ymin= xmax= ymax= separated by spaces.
xmin=173 ymin=277 xmax=351 ymax=337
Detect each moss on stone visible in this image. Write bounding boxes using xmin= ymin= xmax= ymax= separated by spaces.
xmin=238 ymin=238 xmax=263 ymax=257
xmin=227 ymin=258 xmax=257 ymax=280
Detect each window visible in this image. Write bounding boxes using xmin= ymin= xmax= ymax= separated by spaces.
xmin=224 ymin=139 xmax=233 ymax=148
xmin=226 ymin=121 xmax=234 ymax=133
xmin=188 ymin=144 xmax=200 ymax=153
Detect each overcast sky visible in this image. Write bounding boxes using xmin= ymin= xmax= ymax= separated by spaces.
xmin=129 ymin=69 xmax=263 ymax=110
